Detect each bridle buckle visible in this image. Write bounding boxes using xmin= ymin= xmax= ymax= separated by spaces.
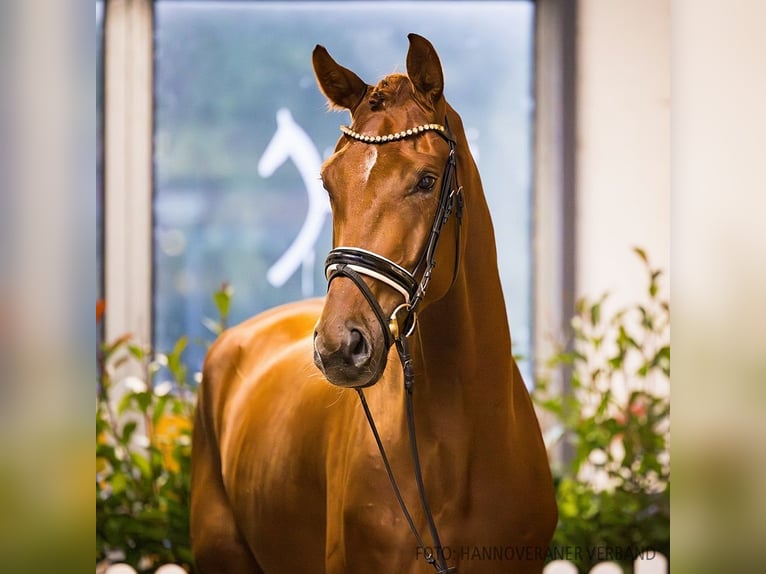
xmin=389 ymin=303 xmax=417 ymax=341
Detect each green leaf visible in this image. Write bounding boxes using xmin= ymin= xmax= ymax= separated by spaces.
xmin=654 ymin=345 xmax=670 ymax=363
xmin=128 ymin=344 xmax=145 ymax=360
xmin=96 ymin=417 xmax=109 ymax=439
xmin=167 ymin=339 xmax=188 ymax=385
xmin=152 ymin=395 xmax=170 ymax=426
xmin=638 ymin=305 xmax=653 ymax=330
xmin=575 ymin=297 xmax=586 ymax=315
xmin=537 ymin=398 xmax=563 ymax=416
xmin=171 ymin=336 xmax=188 ymax=359
xmin=177 ymin=547 xmax=194 ymax=563
xmin=617 ymin=325 xmax=640 ymax=351
xmin=213 ymin=283 xmax=233 ymax=324
xmin=592 ymin=336 xmax=603 ymax=350
xmin=596 ymin=389 xmax=612 ymax=417
xmin=572 ymin=349 xmax=587 ymax=363
xmin=110 ymin=472 xmax=128 ymax=495
xmin=652 ymin=345 xmax=671 ymax=375
xmin=121 ymin=421 xmax=137 ymax=443
xmin=590 ymin=301 xmax=601 ymax=325
xmin=102 ymin=333 xmax=133 ymax=361
xmin=117 ymin=392 xmax=134 ymax=416
xmin=130 ymin=451 xmax=152 ymax=480
xmin=96 ymin=443 xmax=120 ymax=468
xmin=135 ymin=391 xmax=153 ymax=413
xmin=633 ymin=246 xmax=648 ymax=264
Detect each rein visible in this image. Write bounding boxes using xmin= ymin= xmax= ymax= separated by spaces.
xmin=324 ymin=119 xmax=463 ymax=574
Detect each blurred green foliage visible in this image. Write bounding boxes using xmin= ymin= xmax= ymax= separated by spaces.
xmin=96 ymin=286 xmax=232 ymax=573
xmin=534 ymin=248 xmax=670 ymax=573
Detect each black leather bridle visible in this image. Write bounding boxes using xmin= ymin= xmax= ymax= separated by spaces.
xmin=323 ymin=119 xmax=463 ymax=574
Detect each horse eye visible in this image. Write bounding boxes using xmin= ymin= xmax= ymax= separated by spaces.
xmin=417 ymin=175 xmax=437 ymax=191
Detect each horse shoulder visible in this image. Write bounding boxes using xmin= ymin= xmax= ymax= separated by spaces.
xmin=197 ymin=297 xmax=325 ymax=436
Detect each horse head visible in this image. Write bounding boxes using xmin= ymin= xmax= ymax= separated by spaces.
xmin=312 ymin=34 xmax=462 ymax=388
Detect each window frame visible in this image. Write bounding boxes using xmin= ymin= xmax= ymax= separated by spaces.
xmin=532 ymin=0 xmax=578 ymax=458
xmin=103 ymin=0 xmax=154 ymax=345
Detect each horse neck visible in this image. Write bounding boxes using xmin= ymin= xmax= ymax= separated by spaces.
xmin=410 ymin=106 xmax=514 ymax=420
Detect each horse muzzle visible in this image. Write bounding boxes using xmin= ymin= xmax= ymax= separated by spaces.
xmin=315 ymin=247 xmax=418 ymax=388
xmin=313 ymin=320 xmax=388 ymax=388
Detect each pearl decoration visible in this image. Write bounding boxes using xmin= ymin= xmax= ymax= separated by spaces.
xmin=340 ymin=123 xmax=447 ymax=144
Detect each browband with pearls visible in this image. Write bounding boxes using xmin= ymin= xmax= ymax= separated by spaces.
xmin=340 ymin=123 xmax=447 ymax=144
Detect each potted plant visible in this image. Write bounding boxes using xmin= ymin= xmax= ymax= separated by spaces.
xmin=534 ymin=249 xmax=670 ymax=573
xmin=96 ymin=285 xmax=232 ymax=573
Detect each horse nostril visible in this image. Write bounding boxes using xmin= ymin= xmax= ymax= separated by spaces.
xmin=346 ymin=328 xmax=370 ymax=367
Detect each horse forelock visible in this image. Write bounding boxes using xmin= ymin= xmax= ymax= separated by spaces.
xmin=367 ymin=74 xmax=409 ymax=111
xmin=366 ymin=74 xmax=412 ymax=112
xmin=351 ymin=74 xmax=446 ymax=140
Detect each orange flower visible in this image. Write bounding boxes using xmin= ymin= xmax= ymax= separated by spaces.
xmin=154 ymin=414 xmax=192 ymax=473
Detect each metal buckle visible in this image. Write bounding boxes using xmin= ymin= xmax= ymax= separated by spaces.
xmin=389 ymin=303 xmax=417 ymax=341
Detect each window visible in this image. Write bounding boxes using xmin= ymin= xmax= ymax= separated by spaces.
xmin=153 ymin=1 xmax=536 ymax=376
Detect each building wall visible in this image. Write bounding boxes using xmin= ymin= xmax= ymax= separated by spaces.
xmin=576 ymin=0 xmax=670 ymax=304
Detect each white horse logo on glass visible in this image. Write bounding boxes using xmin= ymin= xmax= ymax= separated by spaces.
xmin=258 ymin=108 xmax=330 ymax=297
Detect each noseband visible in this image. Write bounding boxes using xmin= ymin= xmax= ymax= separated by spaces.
xmin=323 ymin=119 xmax=463 ymax=574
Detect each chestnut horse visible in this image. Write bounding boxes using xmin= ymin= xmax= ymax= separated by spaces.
xmin=191 ymin=34 xmax=556 ymax=573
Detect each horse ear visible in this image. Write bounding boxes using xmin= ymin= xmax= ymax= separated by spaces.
xmin=313 ymin=45 xmax=369 ymax=112
xmin=406 ymin=33 xmax=444 ymax=104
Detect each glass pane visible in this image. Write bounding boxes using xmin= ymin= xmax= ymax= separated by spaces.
xmin=154 ymin=1 xmax=534 ymax=379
